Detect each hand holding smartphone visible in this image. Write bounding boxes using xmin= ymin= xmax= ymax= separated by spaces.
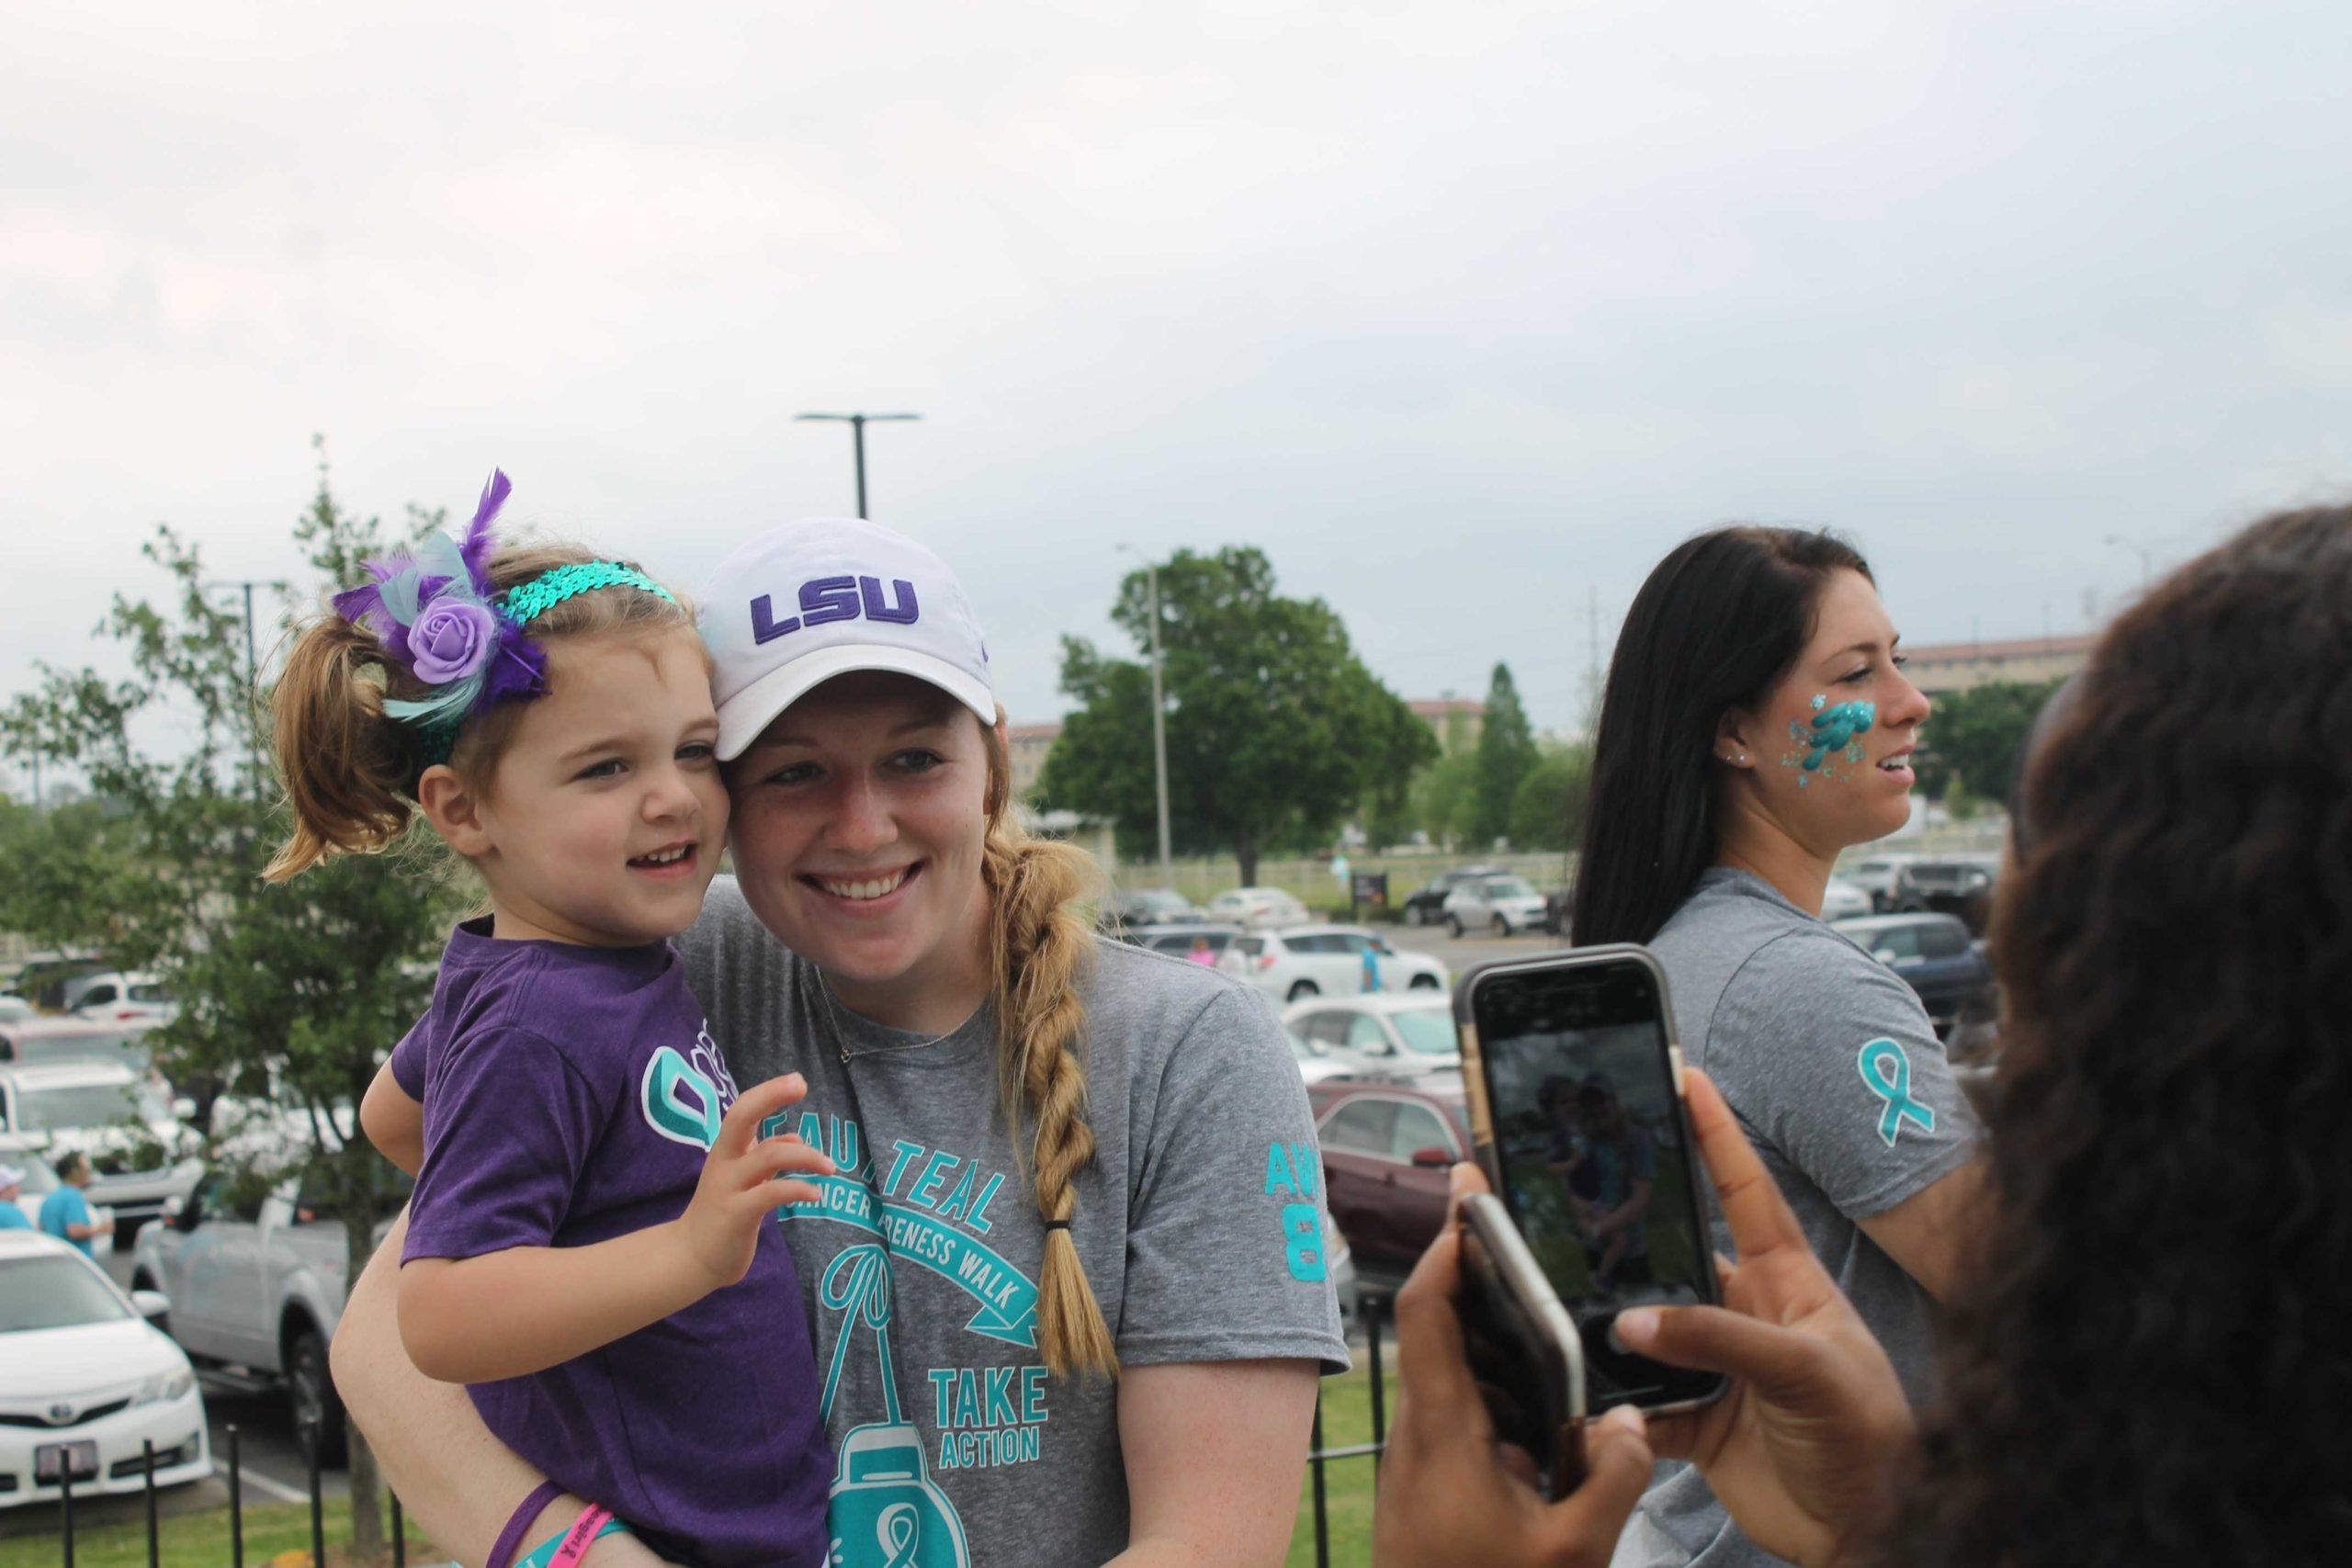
xmin=1456 ymin=1190 xmax=1589 ymax=1499
xmin=1454 ymin=946 xmax=1729 ymax=1419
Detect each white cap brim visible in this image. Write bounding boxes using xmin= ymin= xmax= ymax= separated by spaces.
xmin=715 ymin=643 xmax=998 ymax=760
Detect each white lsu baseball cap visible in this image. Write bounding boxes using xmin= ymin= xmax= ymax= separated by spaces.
xmin=700 ymin=517 xmax=996 ymax=761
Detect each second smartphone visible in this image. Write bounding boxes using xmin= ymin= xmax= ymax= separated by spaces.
xmin=1454 ymin=945 xmax=1729 ymax=1416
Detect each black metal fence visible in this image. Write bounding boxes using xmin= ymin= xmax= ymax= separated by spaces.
xmin=1302 ymin=1285 xmax=1396 ymax=1568
xmin=41 ymin=1423 xmax=425 ymax=1568
xmin=41 ymin=1292 xmax=1396 ymax=1568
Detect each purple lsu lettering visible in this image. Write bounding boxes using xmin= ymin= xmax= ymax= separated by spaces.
xmin=750 ymin=575 xmax=920 ymax=644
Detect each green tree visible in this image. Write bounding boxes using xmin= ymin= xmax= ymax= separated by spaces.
xmin=0 ymin=795 xmax=142 ymax=951
xmin=1408 ymin=748 xmax=1479 ymax=849
xmin=1507 ymin=744 xmax=1593 ymax=852
xmin=1913 ymin=679 xmax=2063 ymax=806
xmin=1359 ymin=697 xmax=1440 ymax=852
xmin=1037 ymin=547 xmax=1432 ymax=885
xmin=1468 ymin=663 xmax=1538 ymax=848
xmin=1 ymin=446 xmax=457 ymax=1559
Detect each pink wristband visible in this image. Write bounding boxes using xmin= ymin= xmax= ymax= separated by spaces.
xmin=548 ymin=1506 xmax=614 ymax=1568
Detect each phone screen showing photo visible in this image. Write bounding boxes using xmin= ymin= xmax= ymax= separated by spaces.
xmin=1471 ymin=957 xmax=1725 ymax=1410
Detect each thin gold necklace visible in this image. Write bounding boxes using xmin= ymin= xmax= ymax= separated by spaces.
xmin=808 ymin=966 xmax=974 ymax=1065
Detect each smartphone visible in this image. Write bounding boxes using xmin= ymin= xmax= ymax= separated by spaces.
xmin=1457 ymin=1191 xmax=1587 ymax=1499
xmin=1454 ymin=946 xmax=1729 ymax=1416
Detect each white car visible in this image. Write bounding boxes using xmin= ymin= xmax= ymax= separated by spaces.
xmin=0 ymin=1230 xmax=209 ymax=1506
xmin=62 ymin=972 xmax=175 ymax=1023
xmin=1284 ymin=995 xmax=1461 ymax=1073
xmin=1441 ymin=874 xmax=1549 ymax=936
xmin=1203 ymin=886 xmax=1313 ymax=930
xmin=1228 ymin=927 xmax=1447 ymax=1004
xmin=1820 ymin=877 xmax=1873 ymax=923
xmin=1282 ymin=1024 xmax=1354 ymax=1087
xmin=0 ymin=1064 xmax=201 ymax=1237
xmin=0 ymin=997 xmax=32 ymax=1024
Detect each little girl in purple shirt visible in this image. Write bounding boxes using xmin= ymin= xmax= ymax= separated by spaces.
xmin=266 ymin=471 xmax=835 ymax=1568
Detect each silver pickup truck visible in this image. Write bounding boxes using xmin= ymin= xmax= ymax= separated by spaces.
xmin=128 ymin=1164 xmax=406 ymax=1464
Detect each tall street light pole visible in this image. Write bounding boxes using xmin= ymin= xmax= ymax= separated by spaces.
xmin=795 ymin=412 xmax=922 ymax=519
xmin=207 ymin=578 xmax=272 ymax=801
xmin=1118 ymin=546 xmax=1175 ymax=889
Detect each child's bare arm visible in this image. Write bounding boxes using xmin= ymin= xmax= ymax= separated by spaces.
xmin=399 ymin=1074 xmax=829 ymax=1385
xmin=361 ymin=1063 xmax=426 ymax=1177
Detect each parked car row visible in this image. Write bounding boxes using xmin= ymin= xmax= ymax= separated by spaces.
xmin=130 ymin=1160 xmax=409 ymax=1466
xmin=1829 ymin=911 xmax=1997 ymax=1048
xmin=0 ymin=1060 xmax=201 ymax=1241
xmin=1838 ymin=853 xmax=2000 ymax=929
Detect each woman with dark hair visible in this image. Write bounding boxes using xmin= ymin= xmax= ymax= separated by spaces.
xmin=1575 ymin=527 xmax=1984 ymax=1566
xmin=1884 ymin=502 xmax=2352 ymax=1565
xmin=1378 ymin=504 xmax=2352 ymax=1564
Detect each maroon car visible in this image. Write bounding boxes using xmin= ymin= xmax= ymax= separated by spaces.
xmin=1306 ymin=1070 xmax=1474 ymax=1285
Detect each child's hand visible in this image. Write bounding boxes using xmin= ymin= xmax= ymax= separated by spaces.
xmin=674 ymin=1074 xmax=835 ymax=1292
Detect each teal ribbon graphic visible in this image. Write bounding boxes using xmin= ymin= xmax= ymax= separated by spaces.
xmin=820 ymin=1244 xmax=900 ymax=1426
xmin=785 ymin=1175 xmax=1041 ymax=1348
xmin=875 ymin=1503 xmax=922 ymax=1568
xmin=1856 ymin=1038 xmax=1935 ymax=1146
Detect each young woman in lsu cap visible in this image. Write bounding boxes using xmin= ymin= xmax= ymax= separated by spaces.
xmin=333 ymin=516 xmax=1349 ymax=1568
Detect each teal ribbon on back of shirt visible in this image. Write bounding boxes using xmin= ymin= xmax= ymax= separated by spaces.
xmin=1856 ymin=1038 xmax=1936 ymax=1146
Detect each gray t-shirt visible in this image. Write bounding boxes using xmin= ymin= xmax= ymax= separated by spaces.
xmin=681 ymin=878 xmax=1348 ymax=1568
xmin=1614 ymin=868 xmax=1981 ymax=1568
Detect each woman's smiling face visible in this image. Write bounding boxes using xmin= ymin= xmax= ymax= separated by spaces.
xmin=1722 ymin=568 xmax=1931 ymax=855
xmin=723 ymin=671 xmax=995 ymax=1001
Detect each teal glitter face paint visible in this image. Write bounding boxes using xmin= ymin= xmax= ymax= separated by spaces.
xmin=1781 ymin=698 xmax=1875 ymax=785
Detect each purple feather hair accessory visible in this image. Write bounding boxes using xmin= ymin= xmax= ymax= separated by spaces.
xmin=479 ymin=626 xmax=549 ymax=707
xmin=458 ymin=468 xmax=508 ymax=584
xmin=334 ymin=468 xmax=552 ymax=742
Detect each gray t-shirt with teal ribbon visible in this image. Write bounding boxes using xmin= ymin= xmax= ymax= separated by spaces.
xmin=1614 ymin=868 xmax=1982 ymax=1568
xmin=681 ymin=878 xmax=1348 ymax=1568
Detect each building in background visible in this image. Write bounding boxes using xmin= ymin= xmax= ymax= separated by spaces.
xmin=1409 ymin=695 xmax=1486 ymax=754
xmin=1900 ymin=634 xmax=2096 ymax=695
xmin=1007 ymin=722 xmax=1062 ymax=799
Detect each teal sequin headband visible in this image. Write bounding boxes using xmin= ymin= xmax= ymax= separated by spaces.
xmin=411 ymin=561 xmax=677 ymax=765
xmin=336 ymin=470 xmax=681 ymax=769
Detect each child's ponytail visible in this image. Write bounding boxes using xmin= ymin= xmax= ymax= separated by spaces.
xmin=263 ymin=469 xmax=695 ymax=885
xmin=263 ymin=613 xmax=421 ymax=882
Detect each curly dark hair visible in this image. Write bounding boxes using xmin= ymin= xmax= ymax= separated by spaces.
xmin=1890 ymin=506 xmax=2352 ymax=1565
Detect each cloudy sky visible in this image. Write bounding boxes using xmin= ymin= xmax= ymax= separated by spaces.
xmin=9 ymin=0 xmax=2351 ymax=766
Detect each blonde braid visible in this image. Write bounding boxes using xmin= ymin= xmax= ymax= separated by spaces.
xmin=980 ymin=719 xmax=1117 ymax=1379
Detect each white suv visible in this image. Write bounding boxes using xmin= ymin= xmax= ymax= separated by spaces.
xmin=1226 ymin=926 xmax=1447 ymax=1003
xmin=1441 ymin=874 xmax=1549 ymax=937
xmin=1203 ymin=886 xmax=1313 ymax=930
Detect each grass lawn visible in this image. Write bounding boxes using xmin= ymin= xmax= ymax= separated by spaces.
xmin=0 ymin=1495 xmax=440 ymax=1568
xmin=1289 ymin=1352 xmax=1398 ymax=1567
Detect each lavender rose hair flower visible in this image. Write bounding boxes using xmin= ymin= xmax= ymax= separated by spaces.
xmin=408 ymin=598 xmax=497 ymax=684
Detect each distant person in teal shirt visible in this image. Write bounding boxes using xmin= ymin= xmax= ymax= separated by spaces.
xmin=39 ymin=1152 xmax=111 ymax=1256
xmin=0 ymin=1165 xmax=31 ymax=1230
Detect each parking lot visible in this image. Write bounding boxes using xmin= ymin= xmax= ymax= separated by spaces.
xmin=1384 ymin=918 xmax=1566 ymax=975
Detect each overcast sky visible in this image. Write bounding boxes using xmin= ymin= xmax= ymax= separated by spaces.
xmin=9 ymin=0 xmax=2352 ymax=773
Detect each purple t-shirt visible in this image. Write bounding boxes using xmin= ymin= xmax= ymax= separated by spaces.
xmin=395 ymin=919 xmax=830 ymax=1568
